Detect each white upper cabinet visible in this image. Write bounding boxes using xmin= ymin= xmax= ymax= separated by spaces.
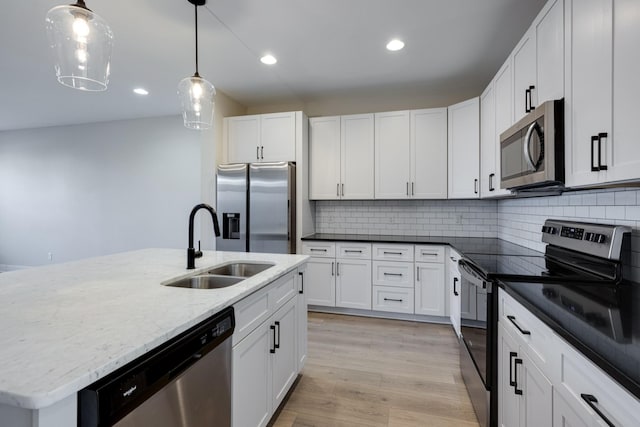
xmin=495 ymin=59 xmax=514 ymax=140
xmin=536 ymin=0 xmax=565 ymax=106
xmin=608 ymin=0 xmax=640 ymax=183
xmin=374 ymin=109 xmax=448 ymax=199
xmin=309 ymin=116 xmax=341 ymax=199
xmin=341 ymin=114 xmax=375 ymax=199
xmin=512 ymin=28 xmax=537 ymax=122
xmin=226 ymin=112 xmax=296 ymax=163
xmin=564 ymin=0 xmax=613 ymax=187
xmin=375 ymin=110 xmax=411 ymax=199
xmin=411 ymin=108 xmax=448 ymax=199
xmin=309 ymin=114 xmax=374 ymax=200
xmin=448 ymin=97 xmax=480 ymax=199
xmin=481 ymin=82 xmax=498 ymax=198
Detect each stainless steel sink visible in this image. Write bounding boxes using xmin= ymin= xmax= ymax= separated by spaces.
xmin=165 ymin=275 xmax=244 ymax=289
xmin=206 ymin=262 xmax=274 ymax=277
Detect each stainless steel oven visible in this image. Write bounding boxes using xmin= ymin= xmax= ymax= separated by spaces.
xmin=458 ymin=258 xmax=496 ymax=427
xmin=500 ymin=99 xmax=564 ymax=190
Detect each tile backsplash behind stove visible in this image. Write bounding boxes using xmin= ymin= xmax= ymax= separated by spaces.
xmin=314 ymin=188 xmax=640 ymax=282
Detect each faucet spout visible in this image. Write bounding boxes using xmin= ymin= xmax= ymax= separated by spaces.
xmin=187 ymin=203 xmax=221 ymax=269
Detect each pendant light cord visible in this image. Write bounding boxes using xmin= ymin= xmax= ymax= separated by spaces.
xmin=194 ymin=4 xmax=200 ymax=77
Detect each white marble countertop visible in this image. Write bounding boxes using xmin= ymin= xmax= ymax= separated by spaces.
xmin=0 ymin=248 xmax=308 ymax=410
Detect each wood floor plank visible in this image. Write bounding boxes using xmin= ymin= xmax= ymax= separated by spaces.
xmin=271 ymin=312 xmax=480 ymax=427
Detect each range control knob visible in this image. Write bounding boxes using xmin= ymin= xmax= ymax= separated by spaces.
xmin=584 ymin=232 xmax=594 ymax=241
xmin=549 ymin=227 xmax=557 ymax=235
xmin=596 ymin=234 xmax=606 ymax=244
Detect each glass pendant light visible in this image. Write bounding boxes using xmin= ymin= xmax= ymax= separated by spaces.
xmin=45 ymin=0 xmax=114 ymax=91
xmin=178 ymin=0 xmax=216 ymax=130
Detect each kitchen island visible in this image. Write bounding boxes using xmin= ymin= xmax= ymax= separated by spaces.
xmin=0 ymin=248 xmax=308 ymax=426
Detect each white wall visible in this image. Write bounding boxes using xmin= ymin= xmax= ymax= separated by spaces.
xmin=0 ymin=116 xmax=202 ymax=268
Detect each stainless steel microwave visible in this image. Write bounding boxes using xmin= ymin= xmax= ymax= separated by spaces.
xmin=500 ymin=99 xmax=564 ymax=190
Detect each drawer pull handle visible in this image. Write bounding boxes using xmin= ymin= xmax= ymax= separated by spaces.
xmin=581 ymin=394 xmax=616 ymax=427
xmin=270 ymin=325 xmax=276 ymax=354
xmin=384 ymin=298 xmax=403 ymax=302
xmin=421 ymin=252 xmax=438 ymax=256
xmin=344 ymin=250 xmax=363 ymax=253
xmin=514 ymin=358 xmax=523 ymax=395
xmin=383 ymin=272 xmax=403 ymax=277
xmin=509 ymin=352 xmax=517 ymax=387
xmin=507 ymin=315 xmax=531 ymax=335
xmin=383 ymin=251 xmax=403 ymax=255
xmin=310 ymin=248 xmax=327 ymax=252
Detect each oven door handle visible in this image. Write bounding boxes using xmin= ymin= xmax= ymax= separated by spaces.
xmin=458 ymin=259 xmax=489 ymax=291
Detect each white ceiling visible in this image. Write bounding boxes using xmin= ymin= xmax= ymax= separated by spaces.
xmin=0 ymin=0 xmax=547 ymax=131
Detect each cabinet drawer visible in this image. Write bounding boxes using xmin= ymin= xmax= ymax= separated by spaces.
xmin=556 ymin=334 xmax=640 ymax=427
xmin=302 ymin=241 xmax=336 ymax=258
xmin=373 ymin=286 xmax=414 ymax=314
xmin=499 ymin=290 xmax=556 ymax=372
xmin=269 ymin=271 xmax=297 ymax=312
xmin=372 ymin=244 xmax=414 ymax=261
xmin=233 ymin=286 xmax=270 ymax=346
xmin=372 ymin=261 xmax=414 ymax=288
xmin=414 ymin=245 xmax=445 ymax=263
xmin=336 ymin=242 xmax=371 ymax=259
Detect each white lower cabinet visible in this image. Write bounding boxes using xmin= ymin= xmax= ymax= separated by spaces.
xmin=336 ymin=259 xmax=372 ymax=310
xmin=296 ymin=268 xmax=307 ymax=370
xmin=499 ymin=288 xmax=640 ymax=427
xmin=448 ymin=249 xmax=461 ymax=337
xmin=414 ymin=262 xmax=445 ymax=316
xmin=232 ymin=270 xmax=304 ymax=427
xmin=305 ymin=257 xmax=335 ymax=306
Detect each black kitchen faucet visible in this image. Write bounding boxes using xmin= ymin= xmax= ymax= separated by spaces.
xmin=187 ymin=203 xmax=221 ymax=269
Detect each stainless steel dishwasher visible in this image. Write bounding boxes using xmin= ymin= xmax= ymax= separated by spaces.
xmin=78 ymin=307 xmax=235 ymax=427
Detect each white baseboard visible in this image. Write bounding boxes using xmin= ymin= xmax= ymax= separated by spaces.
xmin=0 ymin=264 xmax=31 ymax=273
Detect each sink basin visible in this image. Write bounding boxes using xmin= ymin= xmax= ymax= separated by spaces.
xmin=206 ymin=262 xmax=275 ymax=277
xmin=165 ymin=275 xmax=244 ymax=289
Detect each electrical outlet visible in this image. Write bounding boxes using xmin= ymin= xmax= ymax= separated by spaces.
xmin=455 ymin=214 xmax=463 ymax=225
xmin=47 ymin=252 xmax=53 ymax=261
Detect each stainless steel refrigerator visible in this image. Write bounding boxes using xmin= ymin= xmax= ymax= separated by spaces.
xmin=216 ymin=162 xmax=296 ymax=254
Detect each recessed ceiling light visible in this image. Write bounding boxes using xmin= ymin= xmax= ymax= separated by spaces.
xmin=260 ymin=54 xmax=277 ymax=65
xmin=386 ymin=39 xmax=405 ymax=51
xmin=133 ymin=88 xmax=149 ymax=95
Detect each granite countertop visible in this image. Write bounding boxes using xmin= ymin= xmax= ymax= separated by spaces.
xmin=302 ymin=233 xmax=544 ymax=257
xmin=0 ymin=248 xmax=308 ymax=410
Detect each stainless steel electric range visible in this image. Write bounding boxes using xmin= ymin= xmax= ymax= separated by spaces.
xmin=456 ymin=220 xmax=631 ymax=427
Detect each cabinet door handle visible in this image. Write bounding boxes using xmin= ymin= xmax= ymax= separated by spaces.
xmin=507 ymin=315 xmax=531 ymax=335
xmin=274 ymin=321 xmax=280 ymax=349
xmin=341 ymin=183 xmax=345 ymax=196
xmin=384 ymin=298 xmax=403 ymax=302
xmin=509 ymin=351 xmax=518 ymax=387
xmin=591 ymin=135 xmax=600 ymax=172
xmin=383 ymin=272 xmax=403 ymax=277
xmin=528 ymin=85 xmax=535 ymax=112
xmin=598 ymin=132 xmax=608 ymax=171
xmin=514 ymin=358 xmax=523 ymax=395
xmin=474 ymin=179 xmax=478 ymax=194
xmin=256 ymin=146 xmax=260 ymax=160
xmin=336 ymin=262 xmax=340 ymax=276
xmin=298 ymin=271 xmax=304 ymax=294
xmin=331 ymin=262 xmax=334 ymax=276
xmin=337 ymin=183 xmax=340 ymax=197
xmin=416 ymin=266 xmax=420 ymax=281
xmin=581 ymin=394 xmax=616 ymax=427
xmin=411 ymin=182 xmax=415 ymax=196
xmin=270 ymin=324 xmax=276 ymax=354
xmin=406 ymin=182 xmax=409 ymax=196
xmin=453 ymin=277 xmax=459 ymax=296
xmin=525 ymin=87 xmax=530 ymax=113
xmin=260 ymin=146 xmax=264 ymax=160
xmin=489 ymin=173 xmax=495 ymax=192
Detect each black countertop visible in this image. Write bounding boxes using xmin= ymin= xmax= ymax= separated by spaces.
xmin=303 ymin=232 xmax=640 ymax=399
xmin=500 ymin=280 xmax=640 ymax=400
xmin=302 ymin=233 xmax=544 ymax=257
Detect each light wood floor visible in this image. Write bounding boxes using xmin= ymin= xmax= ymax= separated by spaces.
xmin=271 ymin=312 xmax=480 ymax=427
